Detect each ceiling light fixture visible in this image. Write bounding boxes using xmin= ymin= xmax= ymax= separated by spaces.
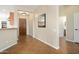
xmin=25 ymin=11 xmax=29 ymax=15
xmin=17 ymin=10 xmax=23 ymax=14
xmin=22 ymin=13 xmax=26 ymax=15
xmin=17 ymin=10 xmax=29 ymax=15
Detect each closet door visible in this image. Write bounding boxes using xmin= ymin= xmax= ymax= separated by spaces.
xmin=66 ymin=15 xmax=74 ymax=42
xmin=74 ymin=13 xmax=79 ymax=43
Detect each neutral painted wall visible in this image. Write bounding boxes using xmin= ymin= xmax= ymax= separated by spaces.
xmin=26 ymin=15 xmax=29 ymax=35
xmin=59 ymin=6 xmax=79 ymax=16
xmin=33 ymin=6 xmax=59 ymax=49
xmin=0 ymin=29 xmax=18 ymax=51
xmin=28 ymin=13 xmax=34 ymax=36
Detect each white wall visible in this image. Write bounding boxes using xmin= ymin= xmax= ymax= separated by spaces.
xmin=26 ymin=15 xmax=29 ymax=35
xmin=28 ymin=13 xmax=34 ymax=36
xmin=33 ymin=6 xmax=59 ymax=49
xmin=59 ymin=6 xmax=79 ymax=16
xmin=0 ymin=29 xmax=18 ymax=52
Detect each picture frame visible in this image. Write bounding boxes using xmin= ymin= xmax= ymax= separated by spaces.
xmin=2 ymin=21 xmax=7 ymax=28
xmin=38 ymin=13 xmax=46 ymax=28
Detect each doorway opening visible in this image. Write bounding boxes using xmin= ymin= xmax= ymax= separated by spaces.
xmin=59 ymin=16 xmax=66 ymax=38
xmin=59 ymin=16 xmax=67 ymax=53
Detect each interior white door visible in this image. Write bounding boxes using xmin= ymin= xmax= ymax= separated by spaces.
xmin=74 ymin=13 xmax=79 ymax=43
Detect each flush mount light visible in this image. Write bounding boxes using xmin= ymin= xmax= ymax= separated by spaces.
xmin=17 ymin=10 xmax=29 ymax=15
xmin=25 ymin=11 xmax=29 ymax=15
xmin=22 ymin=13 xmax=26 ymax=15
xmin=17 ymin=10 xmax=23 ymax=14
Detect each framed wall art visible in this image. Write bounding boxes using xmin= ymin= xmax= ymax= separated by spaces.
xmin=38 ymin=13 xmax=46 ymax=28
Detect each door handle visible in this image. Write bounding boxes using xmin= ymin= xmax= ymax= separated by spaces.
xmin=75 ymin=29 xmax=78 ymax=30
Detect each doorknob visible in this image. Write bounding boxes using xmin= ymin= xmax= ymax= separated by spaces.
xmin=75 ymin=29 xmax=78 ymax=30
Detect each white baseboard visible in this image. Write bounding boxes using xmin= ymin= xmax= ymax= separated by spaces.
xmin=39 ymin=39 xmax=59 ymax=49
xmin=66 ymin=39 xmax=74 ymax=42
xmin=33 ymin=36 xmax=59 ymax=50
xmin=0 ymin=41 xmax=17 ymax=52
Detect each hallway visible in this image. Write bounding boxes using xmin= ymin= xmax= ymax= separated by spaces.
xmin=0 ymin=5 xmax=79 ymax=54
xmin=0 ymin=6 xmax=60 ymax=54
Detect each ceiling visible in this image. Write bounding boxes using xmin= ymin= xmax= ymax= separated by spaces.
xmin=15 ymin=5 xmax=39 ymax=12
xmin=0 ymin=5 xmax=39 ymax=13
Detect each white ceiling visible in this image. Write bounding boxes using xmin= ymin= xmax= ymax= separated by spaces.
xmin=0 ymin=5 xmax=39 ymax=12
xmin=15 ymin=5 xmax=39 ymax=12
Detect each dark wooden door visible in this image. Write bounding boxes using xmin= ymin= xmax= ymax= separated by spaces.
xmin=19 ymin=18 xmax=26 ymax=36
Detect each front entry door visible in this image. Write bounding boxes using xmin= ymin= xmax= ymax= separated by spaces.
xmin=19 ymin=18 xmax=26 ymax=36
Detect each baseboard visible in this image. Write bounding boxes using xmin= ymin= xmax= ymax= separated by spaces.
xmin=66 ymin=39 xmax=74 ymax=42
xmin=39 ymin=39 xmax=59 ymax=49
xmin=33 ymin=36 xmax=59 ymax=50
xmin=0 ymin=41 xmax=17 ymax=52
